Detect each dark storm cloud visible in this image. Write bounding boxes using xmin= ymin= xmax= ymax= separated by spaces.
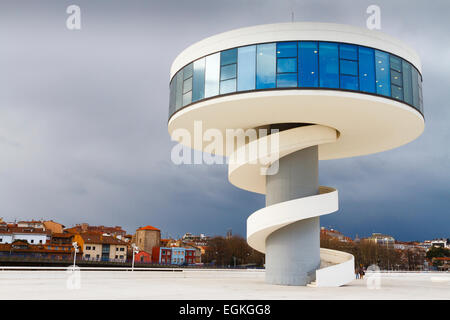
xmin=0 ymin=0 xmax=448 ymax=240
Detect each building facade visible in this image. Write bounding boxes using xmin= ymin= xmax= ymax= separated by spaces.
xmin=153 ymin=246 xmax=196 ymax=265
xmin=365 ymin=233 xmax=395 ymax=249
xmin=0 ymin=225 xmax=50 ymax=245
xmin=134 ymin=225 xmax=161 ymax=253
xmin=43 ymin=220 xmax=65 ymax=234
xmin=78 ymin=233 xmax=128 ymax=262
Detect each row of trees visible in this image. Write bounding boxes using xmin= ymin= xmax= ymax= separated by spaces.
xmin=425 ymin=246 xmax=450 ymax=268
xmin=321 ymin=235 xmax=426 ymax=270
xmin=203 ymin=235 xmax=264 ymax=267
xmin=203 ymin=234 xmax=430 ymax=270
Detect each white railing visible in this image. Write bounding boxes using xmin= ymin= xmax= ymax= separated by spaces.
xmin=315 ymin=248 xmax=355 ymax=287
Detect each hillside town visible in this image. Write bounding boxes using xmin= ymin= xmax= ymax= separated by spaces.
xmin=0 ymin=218 xmax=448 ymax=271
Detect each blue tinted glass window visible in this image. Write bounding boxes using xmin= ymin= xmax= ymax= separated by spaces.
xmin=375 ymin=50 xmax=391 ymax=96
xmin=402 ymin=61 xmax=413 ymax=105
xmin=418 ymin=74 xmax=423 ymax=113
xmin=175 ymin=71 xmax=183 ymax=110
xmin=205 ymin=53 xmax=220 ymax=98
xmin=277 ymin=58 xmax=297 ymax=73
xmin=298 ymin=42 xmax=318 ymax=87
xmin=340 ymin=60 xmax=358 ymax=76
xmin=358 ymin=47 xmax=375 ymax=93
xmin=221 ymin=49 xmax=237 ymax=66
xmin=237 ymin=45 xmax=256 ymax=91
xmin=390 ymin=55 xmax=402 ymax=72
xmin=277 ymin=73 xmax=297 ymax=88
xmin=220 ymin=64 xmax=236 ymax=80
xmin=183 ymin=63 xmax=193 ymax=80
xmin=182 ymin=90 xmax=192 ymax=107
xmin=183 ymin=77 xmax=192 ymax=94
xmin=169 ymin=78 xmax=176 ymax=116
xmin=391 ymin=70 xmax=402 ymax=87
xmin=220 ymin=78 xmax=236 ymax=94
xmin=411 ymin=67 xmax=420 ymax=109
xmin=277 ymin=42 xmax=297 ymax=58
xmin=256 ymin=43 xmax=276 ymax=89
xmin=192 ymin=58 xmax=205 ymax=102
xmin=391 ymin=85 xmax=403 ymax=101
xmin=339 ymin=44 xmax=357 ymax=60
xmin=182 ymin=65 xmax=192 ymax=106
xmin=340 ymin=75 xmax=358 ymax=90
xmin=319 ymin=42 xmax=339 ymax=88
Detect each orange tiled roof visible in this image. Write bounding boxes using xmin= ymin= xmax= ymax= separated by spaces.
xmin=8 ymin=226 xmax=51 ymax=235
xmin=0 ymin=242 xmax=74 ymax=253
xmin=137 ymin=225 xmax=160 ymax=231
xmin=51 ymin=233 xmax=74 ymax=238
xmin=79 ymin=232 xmax=127 ymax=245
xmin=64 ymin=225 xmax=126 ymax=235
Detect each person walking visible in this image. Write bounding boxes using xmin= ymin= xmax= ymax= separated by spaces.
xmin=359 ymin=267 xmax=365 ymax=280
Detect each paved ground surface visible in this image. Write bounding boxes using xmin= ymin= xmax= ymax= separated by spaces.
xmin=0 ymin=269 xmax=449 ymax=299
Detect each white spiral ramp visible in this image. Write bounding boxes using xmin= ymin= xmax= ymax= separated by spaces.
xmin=228 ymin=125 xmax=355 ymax=287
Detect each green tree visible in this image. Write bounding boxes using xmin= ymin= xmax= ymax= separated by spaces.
xmin=426 ymin=246 xmax=450 ymax=260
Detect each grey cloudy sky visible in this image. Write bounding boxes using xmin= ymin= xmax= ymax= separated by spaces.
xmin=0 ymin=0 xmax=448 ymax=241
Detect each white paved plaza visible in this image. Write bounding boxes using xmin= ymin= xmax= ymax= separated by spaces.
xmin=0 ymin=269 xmax=449 ymax=300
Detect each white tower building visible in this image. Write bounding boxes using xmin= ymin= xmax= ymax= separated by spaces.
xmin=167 ymin=23 xmax=424 ymax=286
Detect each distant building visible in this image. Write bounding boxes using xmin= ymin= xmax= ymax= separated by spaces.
xmin=50 ymin=233 xmax=75 ymax=245
xmin=0 ymin=225 xmax=50 ymax=245
xmin=417 ymin=240 xmax=432 ymax=250
xmin=153 ymin=246 xmax=196 ymax=265
xmin=394 ymin=241 xmax=419 ymax=250
xmin=182 ymin=243 xmax=203 ymax=263
xmin=364 ymin=233 xmax=395 ymax=249
xmin=134 ymin=225 xmax=161 ymax=253
xmin=135 ymin=251 xmax=151 ymax=263
xmin=154 ymin=247 xmax=172 ymax=264
xmin=17 ymin=220 xmax=46 ymax=229
xmin=77 ymin=232 xmax=128 ymax=262
xmin=0 ymin=223 xmax=12 ymax=244
xmin=0 ymin=240 xmax=74 ymax=260
xmin=65 ymin=224 xmax=126 ymax=239
xmin=170 ymin=247 xmax=186 ymax=265
xmin=160 ymin=238 xmax=176 ymax=247
xmin=430 ymin=239 xmax=449 ymax=249
xmin=43 ymin=220 xmax=65 ymax=234
xmin=181 ymin=233 xmax=210 ymax=246
xmin=417 ymin=239 xmax=449 ymax=250
xmin=320 ymin=227 xmax=352 ymax=242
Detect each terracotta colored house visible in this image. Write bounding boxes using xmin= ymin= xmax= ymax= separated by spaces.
xmin=135 ymin=251 xmax=151 ymax=263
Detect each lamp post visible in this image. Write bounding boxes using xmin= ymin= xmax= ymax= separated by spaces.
xmin=72 ymin=242 xmax=79 ymax=267
xmin=131 ymin=243 xmax=139 ymax=272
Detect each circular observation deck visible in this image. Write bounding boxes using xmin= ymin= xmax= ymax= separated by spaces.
xmin=168 ymin=22 xmax=424 ymax=161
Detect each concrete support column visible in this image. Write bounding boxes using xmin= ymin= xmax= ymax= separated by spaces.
xmin=265 ymin=146 xmax=320 ymax=285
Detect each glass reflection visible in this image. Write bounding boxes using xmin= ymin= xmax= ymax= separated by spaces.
xmin=256 ymin=43 xmax=276 ymax=89
xmin=205 ymin=53 xmax=220 ymax=98
xmin=237 ymin=45 xmax=256 ymax=91
xmin=169 ymin=41 xmax=422 ymax=117
xmin=319 ymin=42 xmax=339 ymax=88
